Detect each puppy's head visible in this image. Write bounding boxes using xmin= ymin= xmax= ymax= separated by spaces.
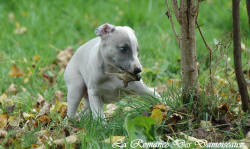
xmin=96 ymin=23 xmax=142 ymax=75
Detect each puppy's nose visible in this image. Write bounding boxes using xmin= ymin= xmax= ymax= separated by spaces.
xmin=133 ymin=67 xmax=142 ymax=74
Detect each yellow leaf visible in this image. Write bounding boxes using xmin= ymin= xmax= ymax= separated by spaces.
xmin=9 ymin=64 xmax=24 ymax=77
xmin=101 ymin=136 xmax=125 ymax=143
xmin=33 ymin=55 xmax=40 ymax=62
xmin=150 ymin=104 xmax=169 ymax=124
xmin=0 ymin=113 xmax=8 ymax=129
xmin=151 ymin=108 xmax=163 ymax=124
xmin=0 ymin=93 xmax=8 ymax=104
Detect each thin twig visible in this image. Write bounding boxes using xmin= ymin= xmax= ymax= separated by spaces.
xmin=165 ymin=0 xmax=180 ymax=46
xmin=171 ymin=0 xmax=181 ymax=23
xmin=196 ymin=23 xmax=213 ymax=95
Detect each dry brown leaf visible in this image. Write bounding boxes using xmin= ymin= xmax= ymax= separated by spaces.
xmin=0 ymin=113 xmax=8 ymax=129
xmin=56 ymin=46 xmax=74 ymax=68
xmin=101 ymin=136 xmax=125 ymax=143
xmin=8 ymin=64 xmax=24 ymax=77
xmin=7 ymin=83 xmax=17 ymax=95
xmin=54 ymin=90 xmax=65 ymax=101
xmin=166 ymin=113 xmax=183 ymax=125
xmin=104 ymin=104 xmax=118 ymax=118
xmin=37 ymin=114 xmax=51 ymax=125
xmin=218 ymin=104 xmax=229 ymax=114
xmin=53 ymin=135 xmax=78 ymax=145
xmin=59 ymin=104 xmax=67 ymax=119
xmin=42 ymin=73 xmax=56 ymax=84
xmin=36 ymin=101 xmax=50 ymax=118
xmin=105 ymin=71 xmax=140 ymax=87
xmin=8 ymin=116 xmax=21 ymax=127
xmin=31 ymin=144 xmax=39 ymax=148
xmin=0 ymin=129 xmax=8 ymax=138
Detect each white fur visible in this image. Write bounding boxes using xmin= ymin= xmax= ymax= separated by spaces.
xmin=64 ymin=24 xmax=160 ymax=119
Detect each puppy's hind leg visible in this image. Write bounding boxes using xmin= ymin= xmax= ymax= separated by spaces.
xmin=65 ymin=75 xmax=85 ymax=118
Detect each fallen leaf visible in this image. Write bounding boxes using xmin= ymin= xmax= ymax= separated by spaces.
xmin=54 ymin=90 xmax=64 ymax=101
xmin=53 ymin=135 xmax=78 ymax=145
xmin=50 ymin=102 xmax=67 ymax=118
xmin=36 ymin=101 xmax=50 ymax=118
xmin=37 ymin=114 xmax=51 ymax=125
xmin=150 ymin=104 xmax=169 ymax=124
xmin=101 ymin=136 xmax=125 ymax=143
xmin=7 ymin=83 xmax=17 ymax=95
xmin=0 ymin=129 xmax=8 ymax=138
xmin=200 ymin=120 xmax=212 ymax=131
xmin=42 ymin=73 xmax=56 ymax=84
xmin=166 ymin=113 xmax=183 ymax=125
xmin=23 ymin=112 xmax=34 ymax=120
xmin=8 ymin=64 xmax=24 ymax=77
xmin=218 ymin=104 xmax=229 ymax=114
xmin=58 ymin=104 xmax=67 ymax=119
xmin=36 ymin=94 xmax=45 ymax=112
xmin=8 ymin=116 xmax=21 ymax=127
xmin=151 ymin=108 xmax=163 ymax=124
xmin=106 ymin=71 xmax=140 ymax=87
xmin=56 ymin=46 xmax=74 ymax=68
xmin=0 ymin=113 xmax=8 ymax=129
xmin=104 ymin=104 xmax=118 ymax=118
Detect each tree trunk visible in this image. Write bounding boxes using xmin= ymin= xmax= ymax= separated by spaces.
xmin=179 ymin=0 xmax=199 ymax=103
xmin=232 ymin=0 xmax=250 ymax=112
xmin=246 ymin=0 xmax=250 ymax=27
xmin=165 ymin=0 xmax=200 ymax=103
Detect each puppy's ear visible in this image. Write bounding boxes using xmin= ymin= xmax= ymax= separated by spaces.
xmin=95 ymin=23 xmax=115 ymax=37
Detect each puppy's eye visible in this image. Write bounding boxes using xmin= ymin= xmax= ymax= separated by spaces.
xmin=119 ymin=46 xmax=129 ymax=52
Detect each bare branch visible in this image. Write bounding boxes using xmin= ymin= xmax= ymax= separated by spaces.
xmin=165 ymin=0 xmax=180 ymax=45
xmin=196 ymin=23 xmax=213 ymax=95
xmin=196 ymin=24 xmax=212 ymax=53
xmin=171 ymin=0 xmax=181 ymax=23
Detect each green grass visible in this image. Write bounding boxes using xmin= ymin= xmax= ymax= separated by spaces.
xmin=0 ymin=0 xmax=249 ymax=148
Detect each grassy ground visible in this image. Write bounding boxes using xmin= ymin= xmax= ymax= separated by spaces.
xmin=0 ymin=0 xmax=249 ymax=148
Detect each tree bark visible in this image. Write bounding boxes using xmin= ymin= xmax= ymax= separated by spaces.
xmin=246 ymin=0 xmax=250 ymax=27
xmin=179 ymin=0 xmax=199 ymax=103
xmin=232 ymin=0 xmax=250 ymax=112
xmin=166 ymin=0 xmax=200 ymax=103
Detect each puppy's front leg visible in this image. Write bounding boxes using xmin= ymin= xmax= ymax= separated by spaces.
xmin=88 ymin=89 xmax=105 ymax=119
xmin=127 ymin=80 xmax=161 ymax=98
